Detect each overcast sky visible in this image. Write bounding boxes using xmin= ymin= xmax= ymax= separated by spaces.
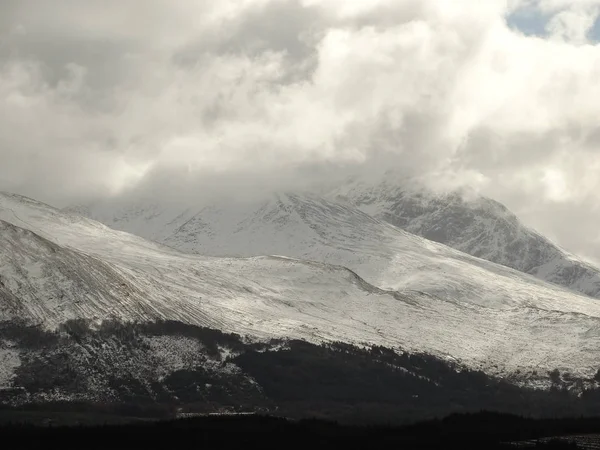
xmin=2 ymin=0 xmax=600 ymax=260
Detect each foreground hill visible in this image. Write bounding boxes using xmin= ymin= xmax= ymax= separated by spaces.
xmin=3 ymin=319 xmax=600 ymax=426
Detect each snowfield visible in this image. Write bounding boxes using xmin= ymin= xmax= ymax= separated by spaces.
xmin=2 ymin=191 xmax=600 ymax=381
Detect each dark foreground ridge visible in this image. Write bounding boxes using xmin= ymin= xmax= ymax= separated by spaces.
xmin=1 ymin=412 xmax=599 ymax=449
xmin=3 ymin=319 xmax=600 ymax=425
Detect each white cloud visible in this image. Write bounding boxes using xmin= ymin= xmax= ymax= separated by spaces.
xmin=545 ymin=3 xmax=600 ymax=43
xmin=2 ymin=0 xmax=600 ymax=258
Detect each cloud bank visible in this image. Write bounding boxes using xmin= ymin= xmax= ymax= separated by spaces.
xmin=2 ymin=0 xmax=600 ymax=259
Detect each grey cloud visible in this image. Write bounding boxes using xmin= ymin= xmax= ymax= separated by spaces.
xmin=1 ymin=35 xmax=138 ymax=93
xmin=173 ymin=0 xmax=324 ymax=86
xmin=176 ymin=0 xmax=322 ymax=60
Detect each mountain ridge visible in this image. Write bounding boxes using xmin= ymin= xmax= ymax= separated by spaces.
xmin=325 ymin=174 xmax=600 ymax=299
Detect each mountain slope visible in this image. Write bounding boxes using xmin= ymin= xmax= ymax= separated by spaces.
xmin=56 ymin=191 xmax=600 ymax=379
xmin=327 ymin=173 xmax=600 ymax=299
xmin=0 ymin=219 xmax=152 ymax=325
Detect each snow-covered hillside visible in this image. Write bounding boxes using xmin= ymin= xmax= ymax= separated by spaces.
xmin=4 ymin=190 xmax=591 ymax=379
xmin=327 ymin=173 xmax=600 ymax=299
xmin=66 ymin=192 xmax=600 ymax=307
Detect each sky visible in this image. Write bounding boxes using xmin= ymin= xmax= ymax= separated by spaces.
xmin=2 ymin=0 xmax=600 ymax=260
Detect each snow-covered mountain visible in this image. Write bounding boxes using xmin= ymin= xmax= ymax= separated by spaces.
xmin=327 ymin=173 xmax=600 ymax=299
xmin=46 ymin=190 xmax=600 ymax=380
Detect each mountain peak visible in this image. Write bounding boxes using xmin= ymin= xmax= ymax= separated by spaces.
xmin=327 ymin=176 xmax=600 ymax=298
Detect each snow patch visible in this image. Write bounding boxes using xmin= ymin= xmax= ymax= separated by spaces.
xmin=0 ymin=342 xmax=20 ymax=387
